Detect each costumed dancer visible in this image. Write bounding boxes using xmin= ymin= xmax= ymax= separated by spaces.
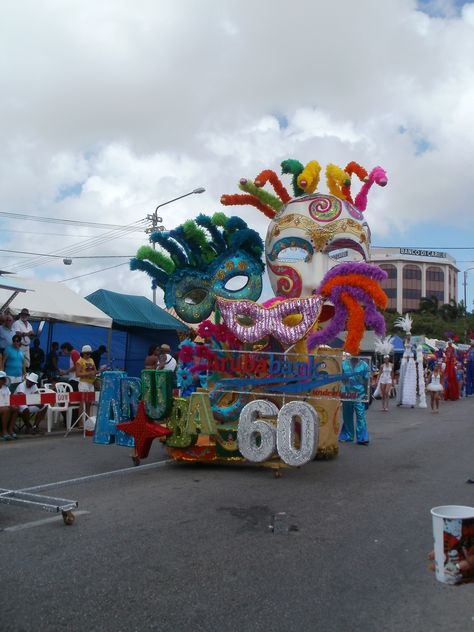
xmin=339 ymin=354 xmax=371 ymax=445
xmin=416 ymin=344 xmax=427 ymax=409
xmin=444 ymin=340 xmax=459 ymax=401
xmin=456 ymin=361 xmax=465 ymax=398
xmin=374 ymin=336 xmax=394 ymax=412
xmin=394 ymin=314 xmax=416 ymax=408
xmin=426 ymin=363 xmax=444 ymax=413
xmin=465 ymin=341 xmax=474 ymax=396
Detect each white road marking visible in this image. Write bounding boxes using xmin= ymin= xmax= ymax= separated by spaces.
xmin=2 ymin=511 xmax=90 ymax=532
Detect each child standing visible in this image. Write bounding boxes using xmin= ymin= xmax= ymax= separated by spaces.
xmin=426 ymin=364 xmax=444 ymax=413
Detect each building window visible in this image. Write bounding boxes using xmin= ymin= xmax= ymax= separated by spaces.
xmin=426 ymin=266 xmax=445 ymax=304
xmin=380 ymin=264 xmax=397 ymax=279
xmin=403 ymin=288 xmax=422 ymax=299
xmin=426 ymin=268 xmax=444 ymax=282
xmin=426 ymin=290 xmax=445 ymax=302
xmin=403 ymin=266 xmax=422 ymax=280
xmin=379 ymin=264 xmax=397 ymax=309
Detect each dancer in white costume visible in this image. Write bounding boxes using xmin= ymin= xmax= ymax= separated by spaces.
xmin=394 ymin=315 xmax=417 ymax=407
xmin=394 ymin=315 xmax=427 ymax=409
xmin=416 ymin=344 xmax=427 ymax=409
xmin=426 ymin=364 xmax=444 ymax=413
xmin=374 ymin=337 xmax=394 ymax=412
xmin=379 ymin=357 xmax=394 ymax=411
xmin=402 ymin=345 xmax=417 ymax=407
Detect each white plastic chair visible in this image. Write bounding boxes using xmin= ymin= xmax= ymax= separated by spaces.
xmin=46 ymin=382 xmax=80 ymax=434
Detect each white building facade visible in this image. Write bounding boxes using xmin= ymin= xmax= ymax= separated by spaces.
xmin=369 ymin=247 xmax=459 ymax=314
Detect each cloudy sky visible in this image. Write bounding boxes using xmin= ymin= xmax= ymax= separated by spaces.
xmin=1 ymin=0 xmax=474 ymax=308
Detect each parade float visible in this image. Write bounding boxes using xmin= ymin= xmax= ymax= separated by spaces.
xmin=93 ymin=159 xmax=388 ymax=472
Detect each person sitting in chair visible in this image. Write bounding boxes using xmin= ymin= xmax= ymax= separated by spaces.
xmin=0 ymin=371 xmax=18 ymax=440
xmin=14 ymin=372 xmax=47 ymax=434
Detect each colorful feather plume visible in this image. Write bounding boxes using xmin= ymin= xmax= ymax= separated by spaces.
xmin=130 ymin=213 xmax=264 ymax=291
xmin=307 ymin=262 xmax=388 ymax=355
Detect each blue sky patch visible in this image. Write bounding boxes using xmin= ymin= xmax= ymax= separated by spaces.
xmin=398 ymin=125 xmax=432 ymax=155
xmin=417 ymin=0 xmax=472 ymax=18
xmin=273 ymin=113 xmax=289 ymax=130
xmin=56 ymin=182 xmax=83 ymax=202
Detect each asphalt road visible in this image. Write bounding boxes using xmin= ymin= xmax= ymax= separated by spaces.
xmin=1 ymin=397 xmax=474 ymax=632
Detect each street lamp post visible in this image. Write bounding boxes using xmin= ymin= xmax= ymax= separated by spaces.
xmin=146 ymin=187 xmax=205 ymax=304
xmin=462 ymin=267 xmax=474 ymax=341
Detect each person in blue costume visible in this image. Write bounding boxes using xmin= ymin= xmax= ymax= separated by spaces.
xmin=339 ymin=355 xmax=371 ymax=445
xmin=465 ymin=342 xmax=474 ymax=396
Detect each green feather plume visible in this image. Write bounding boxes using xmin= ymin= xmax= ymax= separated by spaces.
xmin=239 ymin=180 xmax=283 ymax=212
xmin=281 ymin=158 xmax=305 ymax=197
xmin=136 ymin=245 xmax=175 ymax=275
xmin=182 ymin=220 xmax=216 ymax=263
xmin=211 ymin=212 xmax=228 ymax=228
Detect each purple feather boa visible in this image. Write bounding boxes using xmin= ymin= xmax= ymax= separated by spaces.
xmin=319 ymin=261 xmax=387 ymax=284
xmin=307 ymin=262 xmax=387 ymax=351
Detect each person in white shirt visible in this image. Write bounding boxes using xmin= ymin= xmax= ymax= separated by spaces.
xmin=14 ymin=308 xmax=35 ymax=368
xmin=14 ymin=372 xmax=47 ymax=433
xmin=0 ymin=370 xmax=18 ymax=440
xmin=158 ymin=344 xmax=177 ymax=371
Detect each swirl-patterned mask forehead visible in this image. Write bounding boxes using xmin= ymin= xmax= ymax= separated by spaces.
xmin=265 ymin=193 xmax=371 ymax=298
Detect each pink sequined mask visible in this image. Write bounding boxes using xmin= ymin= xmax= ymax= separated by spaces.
xmin=217 ymin=296 xmax=323 ymax=346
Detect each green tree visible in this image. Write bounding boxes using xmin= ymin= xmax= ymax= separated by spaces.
xmin=419 ymin=295 xmax=439 ymax=315
xmin=439 ymin=299 xmax=459 ymax=321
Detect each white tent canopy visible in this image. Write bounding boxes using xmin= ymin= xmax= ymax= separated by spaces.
xmin=0 ymin=276 xmax=112 ymax=328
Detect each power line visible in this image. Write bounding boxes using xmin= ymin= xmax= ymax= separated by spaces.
xmin=60 ymin=262 xmax=129 ymax=282
xmin=10 ymin=218 xmax=147 ymax=273
xmin=0 ymin=227 xmax=146 ymax=238
xmin=0 ymin=211 xmax=147 ymax=231
xmin=373 ymin=245 xmax=474 ymax=250
xmin=0 ymin=248 xmax=133 ymax=258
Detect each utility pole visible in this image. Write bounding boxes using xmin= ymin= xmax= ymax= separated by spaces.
xmin=145 ymin=188 xmax=205 ymax=304
xmin=145 ymin=214 xmax=164 ymax=306
xmin=462 ymin=267 xmax=474 ymax=342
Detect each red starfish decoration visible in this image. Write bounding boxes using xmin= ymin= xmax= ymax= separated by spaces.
xmin=117 ymin=400 xmax=172 ymax=459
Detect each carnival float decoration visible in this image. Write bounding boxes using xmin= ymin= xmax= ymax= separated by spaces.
xmin=93 ymin=159 xmax=389 ymax=471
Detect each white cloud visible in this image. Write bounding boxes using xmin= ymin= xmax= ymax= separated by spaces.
xmin=0 ymin=0 xmax=474 ymax=304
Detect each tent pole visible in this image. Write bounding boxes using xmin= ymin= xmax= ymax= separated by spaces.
xmin=46 ymin=321 xmax=53 ymax=354
xmin=106 ymin=326 xmax=112 ymax=369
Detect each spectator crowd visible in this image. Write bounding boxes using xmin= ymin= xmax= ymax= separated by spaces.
xmin=0 ymin=307 xmax=107 ymax=440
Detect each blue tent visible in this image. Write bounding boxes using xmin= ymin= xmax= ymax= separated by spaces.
xmin=85 ymin=289 xmax=189 ymax=376
xmin=390 ymin=335 xmax=404 ymax=353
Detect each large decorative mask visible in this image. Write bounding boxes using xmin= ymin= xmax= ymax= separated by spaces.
xmin=221 ymin=160 xmax=387 ymax=299
xmin=221 ymin=160 xmax=388 ymax=354
xmin=130 ymin=213 xmax=264 ymax=323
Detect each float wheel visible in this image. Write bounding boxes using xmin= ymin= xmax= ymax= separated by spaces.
xmin=62 ymin=510 xmax=75 ymax=525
